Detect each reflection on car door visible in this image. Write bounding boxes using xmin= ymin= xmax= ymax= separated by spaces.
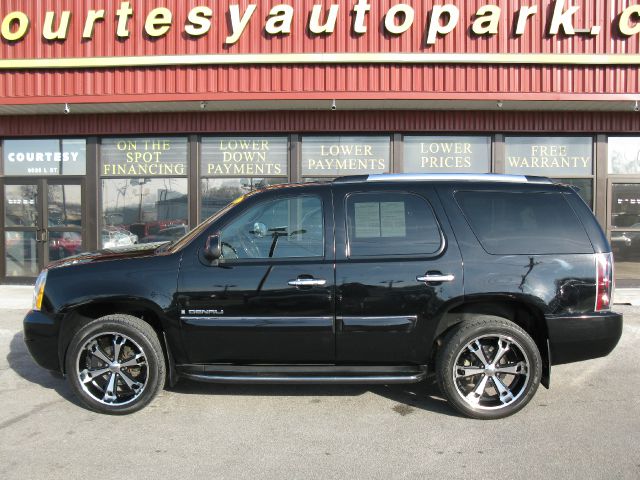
xmin=332 ymin=184 xmax=464 ymax=364
xmin=177 ymin=185 xmax=336 ymax=364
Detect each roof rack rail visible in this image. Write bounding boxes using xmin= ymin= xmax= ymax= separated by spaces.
xmin=334 ymin=174 xmax=552 ymax=184
xmin=332 ymin=175 xmax=369 ymax=184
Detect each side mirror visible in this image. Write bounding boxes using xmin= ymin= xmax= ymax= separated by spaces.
xmin=204 ymin=234 xmax=222 ymax=261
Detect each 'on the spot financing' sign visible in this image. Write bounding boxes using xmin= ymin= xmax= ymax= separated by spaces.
xmin=100 ymin=137 xmax=188 ymax=176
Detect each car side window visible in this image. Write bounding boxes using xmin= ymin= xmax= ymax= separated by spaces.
xmin=346 ymin=192 xmax=442 ymax=257
xmin=455 ymin=190 xmax=593 ymax=255
xmin=220 ymin=195 xmax=324 ymax=260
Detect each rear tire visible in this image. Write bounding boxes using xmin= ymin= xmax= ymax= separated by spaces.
xmin=65 ymin=314 xmax=165 ymax=415
xmin=436 ymin=316 xmax=542 ymax=420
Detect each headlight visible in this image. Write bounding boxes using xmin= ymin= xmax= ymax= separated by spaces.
xmin=32 ymin=270 xmax=48 ymax=311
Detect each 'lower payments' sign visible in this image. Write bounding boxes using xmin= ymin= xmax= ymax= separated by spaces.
xmin=302 ymin=136 xmax=390 ymax=177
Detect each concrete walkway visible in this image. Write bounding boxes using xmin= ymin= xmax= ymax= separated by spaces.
xmin=1 ymin=284 xmax=639 ymax=310
xmin=613 ymin=289 xmax=640 ymax=306
xmin=0 ymin=285 xmax=33 ymax=310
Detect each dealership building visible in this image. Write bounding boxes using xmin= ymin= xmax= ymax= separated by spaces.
xmin=1 ymin=0 xmax=640 ymax=284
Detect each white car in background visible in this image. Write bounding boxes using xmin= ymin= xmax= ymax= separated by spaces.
xmin=101 ymin=227 xmax=138 ymax=249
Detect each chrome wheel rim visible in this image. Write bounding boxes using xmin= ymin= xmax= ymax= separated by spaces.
xmin=452 ymin=334 xmax=530 ymax=411
xmin=76 ymin=332 xmax=148 ymax=406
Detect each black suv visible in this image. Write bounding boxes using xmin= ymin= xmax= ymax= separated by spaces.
xmin=24 ymin=174 xmax=622 ymax=419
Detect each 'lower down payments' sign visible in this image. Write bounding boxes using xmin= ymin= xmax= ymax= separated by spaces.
xmin=201 ymin=137 xmax=288 ymax=177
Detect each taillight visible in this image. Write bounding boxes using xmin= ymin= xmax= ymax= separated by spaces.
xmin=595 ymin=252 xmax=614 ymax=312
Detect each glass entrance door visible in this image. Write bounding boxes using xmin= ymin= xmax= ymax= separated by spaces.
xmin=3 ymin=179 xmax=84 ymax=281
xmin=4 ymin=181 xmax=41 ymax=279
xmin=609 ymin=180 xmax=640 ymax=287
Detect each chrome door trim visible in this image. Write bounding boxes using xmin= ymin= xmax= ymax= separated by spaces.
xmin=180 ymin=316 xmax=333 ymax=329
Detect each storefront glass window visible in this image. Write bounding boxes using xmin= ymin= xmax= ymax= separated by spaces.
xmin=608 ymin=137 xmax=640 ymax=174
xmin=505 ymin=137 xmax=593 ymax=176
xmin=200 ymin=137 xmax=289 ymax=221
xmin=403 ymin=136 xmax=491 ymax=173
xmin=505 ymin=136 xmax=595 ymax=211
xmin=200 ymin=178 xmax=286 ymax=221
xmin=301 ymin=136 xmax=390 ymax=178
xmin=102 ymin=178 xmax=188 ymax=245
xmin=101 ymin=138 xmax=187 ymax=177
xmin=201 ymin=137 xmax=288 ymax=178
xmin=100 ymin=137 xmax=189 ymax=247
xmin=3 ymin=139 xmax=86 ymax=176
xmin=552 ymin=178 xmax=594 ymax=209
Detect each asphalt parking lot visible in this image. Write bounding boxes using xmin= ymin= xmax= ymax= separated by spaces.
xmin=1 ymin=305 xmax=639 ymax=480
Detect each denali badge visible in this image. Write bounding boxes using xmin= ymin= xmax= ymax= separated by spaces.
xmin=184 ymin=309 xmax=225 ymax=316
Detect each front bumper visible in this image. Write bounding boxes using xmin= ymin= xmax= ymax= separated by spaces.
xmin=23 ymin=310 xmax=61 ymax=372
xmin=545 ymin=311 xmax=623 ymax=365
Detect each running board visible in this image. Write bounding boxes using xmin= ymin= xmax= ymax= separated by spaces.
xmin=178 ymin=365 xmax=428 ymax=385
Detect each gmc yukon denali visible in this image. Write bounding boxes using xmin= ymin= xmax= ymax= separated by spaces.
xmin=23 ymin=174 xmax=623 ymax=419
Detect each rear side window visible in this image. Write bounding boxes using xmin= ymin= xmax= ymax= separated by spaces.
xmin=346 ymin=192 xmax=442 ymax=257
xmin=455 ymin=191 xmax=593 ymax=255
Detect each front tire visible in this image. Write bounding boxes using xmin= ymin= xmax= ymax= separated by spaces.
xmin=436 ymin=316 xmax=542 ymax=420
xmin=65 ymin=314 xmax=165 ymax=415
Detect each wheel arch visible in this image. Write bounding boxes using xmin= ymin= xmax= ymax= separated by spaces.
xmin=58 ymin=299 xmax=178 ymax=386
xmin=432 ymin=296 xmax=551 ymax=388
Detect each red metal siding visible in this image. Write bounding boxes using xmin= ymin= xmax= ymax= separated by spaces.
xmin=1 ymin=111 xmax=639 ymax=137
xmin=0 ymin=0 xmax=639 ymax=104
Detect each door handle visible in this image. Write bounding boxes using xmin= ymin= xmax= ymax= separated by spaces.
xmin=417 ymin=274 xmax=455 ymax=284
xmin=288 ymin=278 xmax=327 ymax=287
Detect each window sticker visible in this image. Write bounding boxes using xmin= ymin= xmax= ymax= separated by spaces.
xmin=380 ymin=202 xmax=406 ymax=237
xmin=354 ymin=202 xmax=381 ymax=238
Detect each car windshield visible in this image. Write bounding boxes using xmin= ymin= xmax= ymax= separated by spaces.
xmin=164 ymin=191 xmax=256 ymax=253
